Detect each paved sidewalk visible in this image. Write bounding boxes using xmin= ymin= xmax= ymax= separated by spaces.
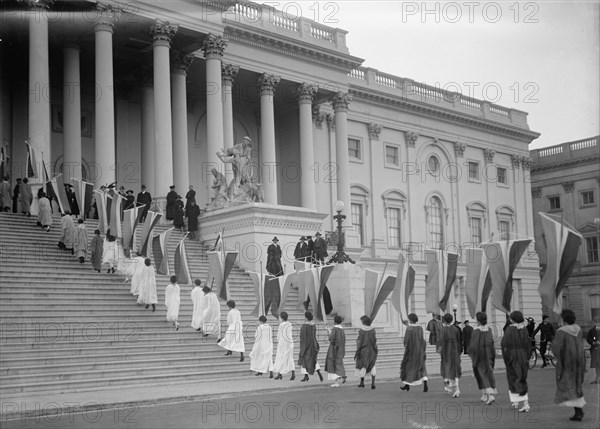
xmin=0 ymin=358 xmax=507 ymax=421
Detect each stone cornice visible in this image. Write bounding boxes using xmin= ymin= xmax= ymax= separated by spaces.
xmin=224 ymin=26 xmax=363 ymax=74
xmin=530 ymin=155 xmax=600 ymax=173
xmin=348 ymin=87 xmax=540 ymax=142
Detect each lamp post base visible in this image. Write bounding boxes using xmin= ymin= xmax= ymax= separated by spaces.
xmin=328 ymin=250 xmax=355 ymax=264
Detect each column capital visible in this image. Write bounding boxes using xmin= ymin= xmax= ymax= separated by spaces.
xmin=483 ymin=148 xmax=496 ymax=163
xmin=149 ymin=20 xmax=178 ymax=47
xmin=562 ymin=181 xmax=574 ymax=193
xmin=258 ymin=73 xmax=281 ymax=96
xmin=331 ymin=92 xmax=351 ymax=112
xmin=95 ymin=2 xmax=119 ymax=32
xmin=326 ymin=113 xmax=335 ymax=131
xmin=201 ymin=34 xmax=227 ymax=58
xmin=312 ymin=105 xmax=325 ymax=128
xmin=454 ymin=140 xmax=466 ymax=157
xmin=404 ymin=130 xmax=419 ymax=147
xmin=297 ymin=83 xmax=318 ymax=104
xmin=510 ymin=153 xmax=522 ymax=168
xmin=221 ymin=63 xmax=239 ymax=86
xmin=367 ymin=123 xmax=382 ymax=140
xmin=521 ymin=156 xmax=533 ymax=170
xmin=531 ymin=187 xmax=542 ymax=199
xmin=18 ymin=0 xmax=53 ymax=9
xmin=172 ymin=51 xmax=195 ymax=74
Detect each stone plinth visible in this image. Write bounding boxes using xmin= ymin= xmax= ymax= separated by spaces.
xmin=198 ymin=203 xmax=328 ymax=272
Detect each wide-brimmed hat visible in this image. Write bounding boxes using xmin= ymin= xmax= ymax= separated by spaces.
xmin=299 ymin=236 xmax=306 ymax=241
xmin=315 ymin=231 xmax=322 ymax=236
xmin=169 ymin=185 xmax=175 ymax=189
xmin=272 ymin=236 xmax=279 ymax=242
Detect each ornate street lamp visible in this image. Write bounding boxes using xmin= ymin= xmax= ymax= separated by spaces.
xmin=328 ymin=201 xmax=355 ymax=264
xmin=452 ymin=304 xmax=458 ymax=322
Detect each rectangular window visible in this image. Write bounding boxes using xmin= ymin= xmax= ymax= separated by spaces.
xmin=499 ymin=220 xmax=510 ymax=241
xmin=590 ymin=294 xmax=600 ymax=321
xmin=385 ymin=145 xmax=399 ymax=166
xmin=497 ymin=167 xmax=507 ymax=184
xmin=548 ymin=196 xmax=561 ymax=210
xmin=470 ymin=217 xmax=482 ymax=245
xmin=348 ymin=138 xmax=361 ymax=160
xmin=351 ymin=203 xmax=364 ymax=246
xmin=581 ymin=190 xmax=595 ymax=205
xmin=468 ymin=162 xmax=479 ymax=181
xmin=586 ymin=237 xmax=599 ymax=263
xmin=387 ymin=207 xmax=401 ymax=247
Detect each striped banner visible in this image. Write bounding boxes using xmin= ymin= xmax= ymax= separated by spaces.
xmin=538 ymin=213 xmax=582 ymax=315
xmin=25 ymin=141 xmax=37 ymax=178
xmin=54 ymin=174 xmax=71 ymax=215
xmin=108 ymin=193 xmax=123 ymax=238
xmin=206 ymin=251 xmax=239 ymax=301
xmin=364 ymin=268 xmax=397 ymax=322
xmin=0 ymin=146 xmax=8 ymax=179
xmin=123 ymin=205 xmax=144 ymax=252
xmin=72 ymin=179 xmax=94 ymax=220
xmin=138 ymin=211 xmax=162 ymax=257
xmin=93 ymin=190 xmax=109 ymax=234
xmin=249 ymin=271 xmax=267 ymax=317
xmin=483 ymin=238 xmax=532 ymax=314
xmin=152 ymin=227 xmax=174 ymax=275
xmin=174 ymin=237 xmax=191 ymax=285
xmin=269 ymin=272 xmax=295 ymax=317
xmin=425 ymin=250 xmax=459 ymax=314
xmin=314 ymin=264 xmax=335 ymax=322
xmin=391 ymin=251 xmax=415 ymax=325
xmin=465 ymin=247 xmax=493 ymax=319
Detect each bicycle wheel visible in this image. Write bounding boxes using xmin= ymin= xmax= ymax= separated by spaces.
xmin=528 ymin=348 xmax=538 ymax=369
xmin=547 ymin=352 xmax=556 ymax=367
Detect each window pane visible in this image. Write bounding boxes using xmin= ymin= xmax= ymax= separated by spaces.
xmin=428 ymin=156 xmax=439 ymax=174
xmin=499 ymin=220 xmax=510 ymax=240
xmin=348 ymin=139 xmax=360 ymax=159
xmin=582 ymin=191 xmax=594 ymax=205
xmin=549 ymin=196 xmax=561 ymax=210
xmin=387 ymin=207 xmax=400 ymax=247
xmin=468 ymin=162 xmax=479 ymax=180
xmin=497 ymin=167 xmax=506 ymax=184
xmin=586 ymin=237 xmax=599 ymax=263
xmin=428 ymin=197 xmax=443 ymax=249
xmin=385 ymin=146 xmax=398 ymax=165
xmin=351 ymin=203 xmax=363 ymax=245
xmin=470 ymin=217 xmax=482 ymax=244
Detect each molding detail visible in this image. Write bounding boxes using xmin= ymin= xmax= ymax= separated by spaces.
xmin=367 ymin=123 xmax=382 ymax=140
xmin=312 ymin=105 xmax=326 ymax=128
xmin=18 ymin=0 xmax=53 ymax=8
xmin=331 ymin=92 xmax=351 ymax=112
xmin=258 ymin=73 xmax=281 ymax=96
xmin=562 ymin=181 xmax=575 ymax=193
xmin=404 ymin=131 xmax=419 ymax=147
xmin=297 ymin=83 xmax=318 ymax=104
xmin=454 ymin=141 xmax=466 ymax=157
xmin=521 ymin=156 xmax=533 ymax=170
xmin=511 ymin=154 xmax=522 ymax=168
xmin=531 ymin=187 xmax=542 ymax=199
xmin=201 ymin=33 xmax=227 ymax=58
xmin=221 ymin=63 xmax=239 ymax=86
xmin=483 ymin=148 xmax=496 ymax=163
xmin=326 ymin=113 xmax=335 ymax=131
xmin=199 ymin=218 xmax=324 ymax=236
xmin=149 ymin=20 xmax=178 ymax=46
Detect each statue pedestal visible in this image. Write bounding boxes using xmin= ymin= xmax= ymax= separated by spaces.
xmin=199 ymin=203 xmax=328 ymax=272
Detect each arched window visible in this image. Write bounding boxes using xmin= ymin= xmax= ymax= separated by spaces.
xmin=427 ymin=196 xmax=444 ymax=249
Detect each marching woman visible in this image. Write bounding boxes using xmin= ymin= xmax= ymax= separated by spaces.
xmin=325 ymin=315 xmax=347 ymax=387
xmin=438 ymin=313 xmax=462 ymax=397
xmin=249 ymin=315 xmax=274 ymax=377
xmin=467 ymin=311 xmax=497 ymax=405
xmin=273 ymin=312 xmax=296 ymax=380
xmin=400 ymin=313 xmax=428 ymax=392
xmin=355 ymin=315 xmax=378 ymax=390
xmin=501 ymin=310 xmax=531 ymax=412
xmin=218 ymin=300 xmax=246 ymax=362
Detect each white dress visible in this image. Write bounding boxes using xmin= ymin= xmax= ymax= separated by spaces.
xmin=165 ymin=283 xmax=180 ymax=322
xmin=201 ymin=292 xmax=221 ymax=336
xmin=190 ymin=287 xmax=204 ymax=329
xmin=129 ymin=256 xmax=147 ymax=296
xmin=273 ymin=321 xmax=295 ymax=374
xmin=218 ymin=308 xmax=246 ymax=353
xmin=136 ymin=265 xmax=158 ymax=305
xmin=250 ymin=323 xmax=274 ymax=373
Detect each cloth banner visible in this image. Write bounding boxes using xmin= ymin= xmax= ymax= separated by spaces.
xmin=108 ymin=193 xmax=123 ymax=238
xmin=122 ymin=204 xmax=144 ymax=252
xmin=152 ymin=227 xmax=174 ymax=275
xmin=174 ymin=237 xmax=191 ymax=285
xmin=54 ymin=174 xmax=71 ymax=215
xmin=425 ymin=250 xmax=459 ymax=315
xmin=93 ymin=190 xmax=109 ymax=234
xmin=391 ymin=252 xmax=416 ymax=325
xmin=138 ymin=211 xmax=162 ymax=257
xmin=72 ymin=179 xmax=94 ymax=220
xmin=25 ymin=141 xmax=37 ymax=178
xmin=206 ymin=251 xmax=239 ymax=301
xmin=538 ymin=212 xmax=582 ymax=315
xmin=364 ymin=267 xmax=397 ymax=322
xmin=465 ymin=248 xmax=493 ymax=319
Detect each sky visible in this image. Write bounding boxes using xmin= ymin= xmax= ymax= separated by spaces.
xmin=287 ymin=1 xmax=600 ymax=149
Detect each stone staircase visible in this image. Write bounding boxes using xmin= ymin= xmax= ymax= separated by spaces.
xmin=0 ymin=212 xmax=410 ymax=397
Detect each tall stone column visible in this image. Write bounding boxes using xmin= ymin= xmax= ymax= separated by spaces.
xmin=94 ymin=3 xmax=117 ymax=187
xmin=63 ymin=44 xmax=82 ymax=182
xmin=140 ymin=81 xmax=155 ymax=194
xmin=171 ymin=52 xmax=194 ymax=194
xmin=222 ymin=63 xmax=239 ymax=184
xmin=297 ymin=83 xmax=317 ymax=210
xmin=26 ymin=0 xmax=52 ymax=184
xmin=258 ymin=73 xmax=280 ymax=205
xmin=150 ymin=20 xmax=178 ymax=197
xmin=332 ymin=92 xmax=352 ymax=225
xmin=201 ymin=34 xmax=227 ymax=190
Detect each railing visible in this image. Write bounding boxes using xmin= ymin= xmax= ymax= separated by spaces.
xmin=490 ymin=105 xmax=509 ymax=117
xmin=232 ymin=2 xmax=260 ymax=21
xmin=374 ymin=73 xmax=397 ymax=89
xmin=460 ymin=97 xmax=481 ymax=110
xmin=538 ymin=145 xmax=564 ymax=157
xmin=570 ymin=136 xmax=598 ymax=151
xmin=272 ymin=13 xmax=299 ymax=32
xmin=349 ymin=68 xmax=365 ymax=80
xmin=310 ymin=23 xmax=334 ymax=43
xmin=531 ymin=136 xmax=599 ymax=166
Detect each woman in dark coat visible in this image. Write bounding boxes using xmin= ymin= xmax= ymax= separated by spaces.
xmin=467 ymin=311 xmax=497 ymax=404
xmin=184 ymin=185 xmax=196 ymax=217
xmin=501 ymin=310 xmax=531 ymax=412
xmin=554 ymin=309 xmax=586 ymax=422
xmin=400 ymin=313 xmax=428 ymax=392
xmin=173 ymin=196 xmax=185 ymax=231
xmin=187 ymin=200 xmax=200 ymax=239
xmin=586 ymin=316 xmax=600 ymax=384
xmin=355 ymin=315 xmax=378 ymax=389
xmin=90 ymin=229 xmax=103 ymax=273
xmin=166 ymin=186 xmax=177 ymax=220
xmin=438 ymin=313 xmax=462 ymax=397
xmin=298 ymin=311 xmax=323 ymax=382
xmin=325 ymin=315 xmax=346 ymax=387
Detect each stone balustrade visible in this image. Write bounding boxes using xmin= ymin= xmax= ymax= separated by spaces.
xmin=348 ymin=66 xmax=530 ymax=127
xmin=530 ymin=135 xmax=599 ymax=167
